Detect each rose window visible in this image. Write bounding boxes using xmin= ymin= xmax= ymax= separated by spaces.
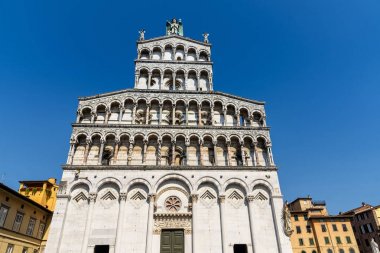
xmin=165 ymin=196 xmax=181 ymax=212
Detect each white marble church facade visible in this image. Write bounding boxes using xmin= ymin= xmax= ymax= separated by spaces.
xmin=45 ymin=19 xmax=293 ymax=253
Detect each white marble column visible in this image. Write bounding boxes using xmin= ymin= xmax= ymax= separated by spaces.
xmin=160 ymin=73 xmax=164 ymax=90
xmin=90 ymin=112 xmax=95 ymax=123
xmin=199 ymin=141 xmax=204 ymax=166
xmin=145 ymin=194 xmax=156 ymax=253
xmin=210 ymin=105 xmax=214 ymax=126
xmin=143 ymin=140 xmax=148 ymax=164
xmin=172 ymin=104 xmax=176 ymax=125
xmin=191 ymin=194 xmax=198 ymax=253
xmin=81 ymin=193 xmax=97 ymax=253
xmin=213 ymin=140 xmax=218 ymax=166
xmin=76 ymin=110 xmax=82 ymax=123
xmin=247 ymin=195 xmax=257 ymax=253
xmin=253 ymin=142 xmax=259 ymax=166
xmin=198 ymin=105 xmax=202 ymax=126
xmin=115 ymin=192 xmax=127 ymax=253
xmin=132 ymin=103 xmax=137 ymax=124
xmin=171 ymin=140 xmax=176 ymax=166
xmin=159 ymin=104 xmax=163 ymax=125
xmin=267 ymin=145 xmax=275 ymax=166
xmin=185 ymin=103 xmax=189 ymax=125
xmin=127 ymin=142 xmax=134 ymax=166
xmin=219 ymin=195 xmax=227 ymax=253
xmin=105 ymin=108 xmax=111 ymax=124
xmin=146 ymin=105 xmax=150 ymax=125
xmin=223 ymin=107 xmax=227 ymax=126
xmin=135 ymin=71 xmax=139 ymax=88
xmin=98 ymin=139 xmax=105 ymax=165
xmin=83 ymin=138 xmax=91 ymax=165
xmin=196 ymin=74 xmax=200 ymax=91
xmin=67 ymin=140 xmax=76 ymax=165
xmin=113 ymin=139 xmax=120 ymax=165
xmin=157 ymin=141 xmax=162 ymax=166
xmin=236 ymin=113 xmax=240 ymax=127
xmin=241 ymin=143 xmax=246 ymax=166
xmin=226 ymin=142 xmax=231 ymax=166
xmin=172 ymin=72 xmax=176 ymax=91
xmin=148 ymin=71 xmax=152 ymax=89
xmin=118 ymin=106 xmax=124 ymax=122
xmin=185 ymin=140 xmax=189 ymax=165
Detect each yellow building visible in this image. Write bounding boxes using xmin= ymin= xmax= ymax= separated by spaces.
xmin=0 ymin=178 xmax=58 ymax=253
xmin=288 ymin=197 xmax=360 ymax=253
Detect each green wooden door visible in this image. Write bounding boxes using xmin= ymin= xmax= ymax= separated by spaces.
xmin=160 ymin=230 xmax=184 ymax=253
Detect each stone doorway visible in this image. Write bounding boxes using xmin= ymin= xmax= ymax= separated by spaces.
xmin=160 ymin=229 xmax=184 ymax=253
xmin=233 ymin=244 xmax=248 ymax=253
xmin=94 ymin=245 xmax=109 ymax=253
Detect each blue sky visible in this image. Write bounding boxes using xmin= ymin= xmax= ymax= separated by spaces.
xmin=0 ymin=0 xmax=379 ymax=214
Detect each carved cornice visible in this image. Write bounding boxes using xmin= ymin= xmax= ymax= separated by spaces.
xmin=78 ymin=89 xmax=265 ymax=106
xmin=62 ymin=165 xmax=278 ymax=171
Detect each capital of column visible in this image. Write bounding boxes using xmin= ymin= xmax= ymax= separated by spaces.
xmin=89 ymin=192 xmax=97 ymax=203
xmin=148 ymin=193 xmax=157 ymax=202
xmin=86 ymin=138 xmax=92 ymax=145
xmin=246 ymin=195 xmax=255 ymax=202
xmin=219 ymin=195 xmax=226 ymax=203
xmin=120 ymin=192 xmax=128 ymax=201
xmin=191 ymin=194 xmax=199 ymax=203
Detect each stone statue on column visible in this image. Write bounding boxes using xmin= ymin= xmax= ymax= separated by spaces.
xmin=166 ymin=18 xmax=183 ymax=36
xmin=371 ymin=238 xmax=380 ymax=253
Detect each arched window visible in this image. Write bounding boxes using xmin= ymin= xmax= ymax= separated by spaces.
xmin=301 ymin=251 xmax=306 ymax=253
xmin=339 ymin=249 xmax=345 ymax=253
xmin=327 ymin=249 xmax=333 ymax=253
xmin=312 ymin=251 xmax=317 ymax=253
xmin=349 ymin=248 xmax=355 ymax=253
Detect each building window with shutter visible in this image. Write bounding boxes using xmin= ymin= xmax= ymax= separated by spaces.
xmin=309 ymin=238 xmax=315 ymax=245
xmin=346 ymin=236 xmax=352 ymax=244
xmin=299 ymin=238 xmax=304 ymax=246
xmin=0 ymin=205 xmax=9 ymax=227
xmin=37 ymin=223 xmax=45 ymax=239
xmin=6 ymin=244 xmax=14 ymax=253
xmin=296 ymin=226 xmax=302 ymax=234
xmin=324 ymin=237 xmax=330 ymax=244
xmin=342 ymin=224 xmax=348 ymax=232
xmin=12 ymin=212 xmax=24 ymax=232
xmin=332 ymin=224 xmax=338 ymax=231
xmin=336 ymin=236 xmax=342 ymax=244
xmin=322 ymin=224 xmax=327 ymax=232
xmin=26 ymin=218 xmax=36 ymax=236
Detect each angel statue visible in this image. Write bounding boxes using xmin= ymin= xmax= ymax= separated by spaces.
xmin=203 ymin=33 xmax=209 ymax=43
xmin=282 ymin=201 xmax=293 ymax=236
xmin=138 ymin=29 xmax=145 ymax=41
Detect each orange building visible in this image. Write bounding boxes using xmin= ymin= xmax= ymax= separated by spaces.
xmin=288 ymin=197 xmax=360 ymax=253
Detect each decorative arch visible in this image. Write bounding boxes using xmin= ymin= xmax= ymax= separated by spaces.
xmin=222 ymin=178 xmax=249 ymax=194
xmin=95 ymin=177 xmax=122 ymax=193
xmin=69 ymin=179 xmax=92 ymax=193
xmin=250 ymin=179 xmax=274 ymax=194
xmin=154 ymin=173 xmax=193 ymax=193
xmin=124 ymin=178 xmax=152 ymax=193
xmin=195 ymin=176 xmax=222 ymax=193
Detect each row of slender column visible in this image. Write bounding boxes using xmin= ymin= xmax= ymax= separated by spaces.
xmin=139 ymin=50 xmax=207 ymax=61
xmin=134 ymin=71 xmax=213 ymax=91
xmin=78 ymin=104 xmax=265 ymax=127
xmin=67 ymin=139 xmax=275 ymax=166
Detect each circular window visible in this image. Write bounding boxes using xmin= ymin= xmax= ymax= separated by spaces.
xmin=165 ymin=196 xmax=182 ymax=212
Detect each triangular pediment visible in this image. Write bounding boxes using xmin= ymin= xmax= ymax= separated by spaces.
xmin=200 ymin=190 xmax=216 ymax=200
xmin=73 ymin=192 xmax=87 ymax=202
xmin=228 ymin=190 xmax=243 ymax=200
xmin=101 ymin=191 xmax=117 ymax=201
xmin=254 ymin=192 xmax=268 ymax=201
xmin=130 ymin=191 xmax=146 ymax=201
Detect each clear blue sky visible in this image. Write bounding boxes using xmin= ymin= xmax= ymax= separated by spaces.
xmin=0 ymin=0 xmax=379 ymax=214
